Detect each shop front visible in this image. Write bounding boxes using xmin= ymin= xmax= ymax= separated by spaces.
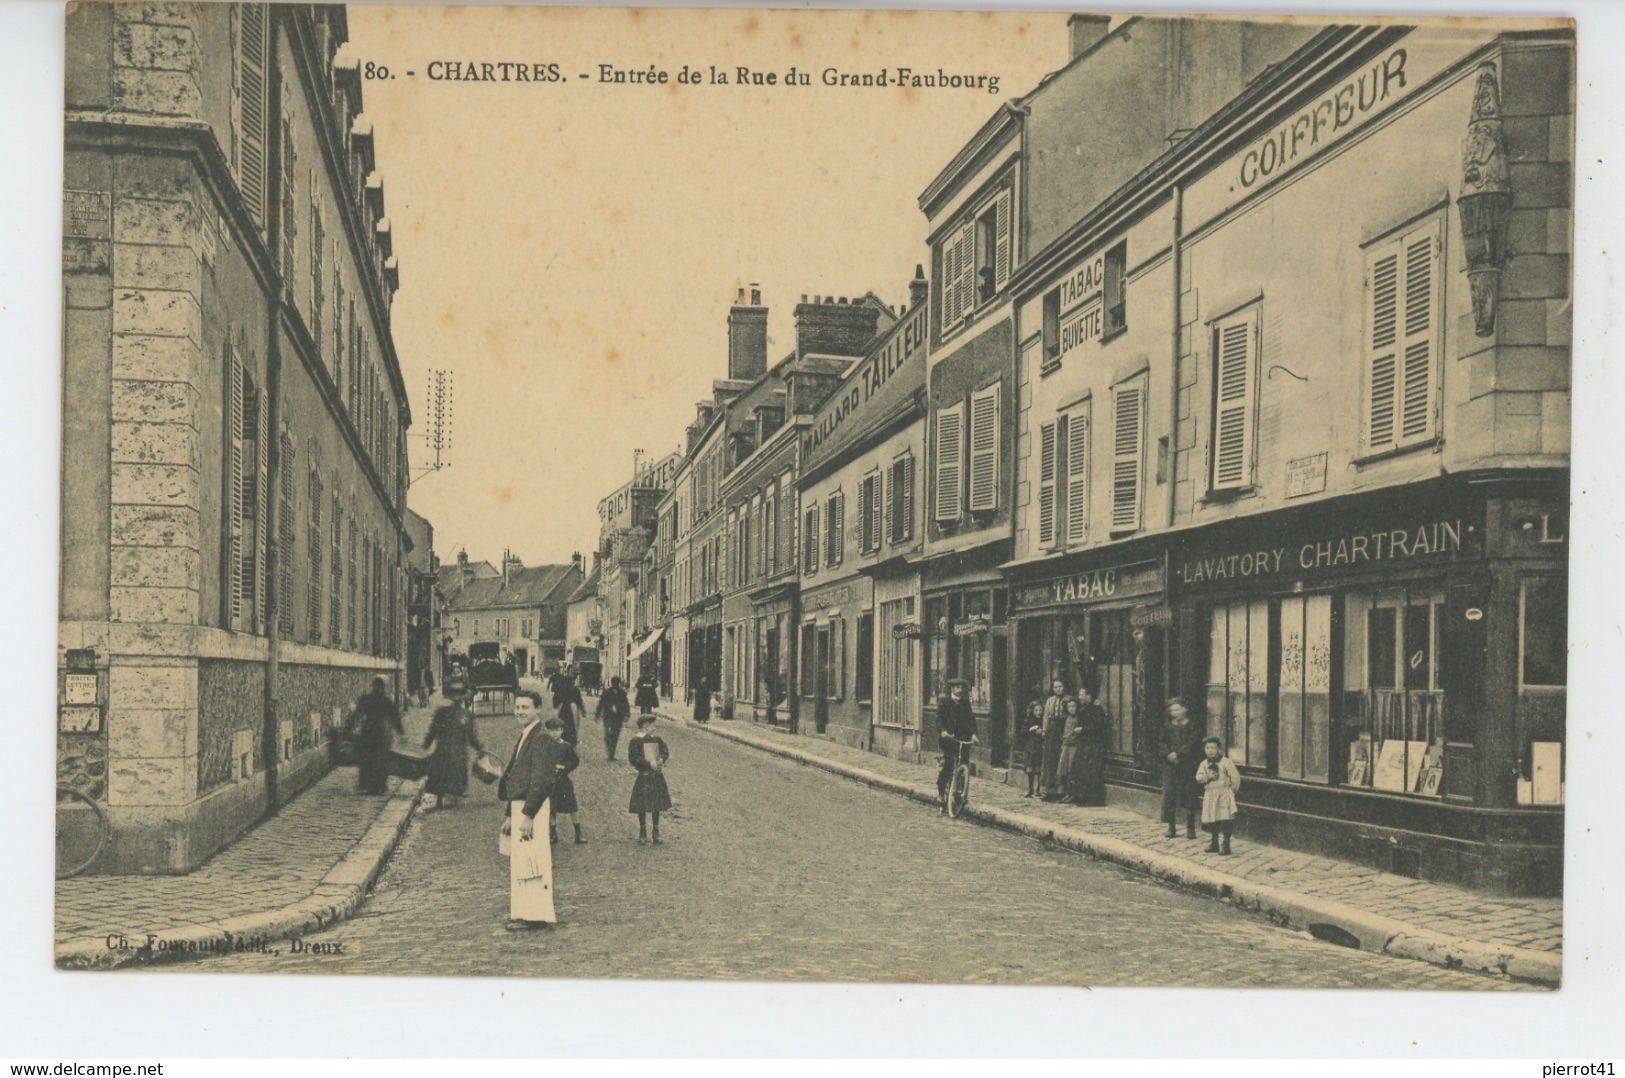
xmin=1169 ymin=474 xmax=1565 ymax=894
xmin=686 ymin=601 xmax=723 ymax=707
xmin=918 ymin=549 xmax=1012 ymax=772
xmin=798 ymin=576 xmax=873 ymax=748
xmin=869 ymin=566 xmax=923 ymax=760
xmin=747 ymin=584 xmax=797 ymax=727
xmin=1007 ymin=548 xmax=1169 ymax=783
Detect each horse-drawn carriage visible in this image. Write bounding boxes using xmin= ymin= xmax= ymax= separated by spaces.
xmin=462 ymin=642 xmax=520 ymax=715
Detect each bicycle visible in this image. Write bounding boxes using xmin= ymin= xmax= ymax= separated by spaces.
xmin=56 ymin=786 xmax=109 ymax=879
xmin=941 ymin=737 xmax=974 ymax=819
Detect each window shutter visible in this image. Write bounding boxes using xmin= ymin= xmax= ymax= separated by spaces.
xmin=1399 ymin=224 xmax=1440 ymax=443
xmin=1037 ymin=421 xmax=1058 ymax=548
xmin=235 ymin=4 xmax=269 ymax=231
xmin=228 ymin=351 xmax=246 ymax=628
xmin=941 ymin=234 xmax=960 ymax=330
xmin=934 ymin=402 xmax=965 ymax=522
xmin=956 ymin=221 xmax=975 ymax=322
xmin=1367 ymin=240 xmax=1401 ymax=450
xmin=1211 ymin=311 xmax=1258 ymax=490
xmin=279 ymin=115 xmax=296 ymax=287
xmin=1065 ymin=406 xmax=1091 ymax=545
xmin=882 ymin=470 xmax=895 ymax=548
xmin=1111 ymin=383 xmax=1144 ymax=532
xmin=253 ymin=380 xmax=269 ymax=632
xmin=277 ymin=434 xmax=295 ymax=639
xmin=900 ymin=454 xmax=915 ymax=540
xmin=968 ymin=384 xmax=1000 ymax=512
xmin=994 ymin=189 xmax=1012 ymax=288
xmin=870 ymin=473 xmax=883 ymax=553
xmin=827 ymin=492 xmax=844 ymax=567
xmin=805 ymin=505 xmax=819 ymax=573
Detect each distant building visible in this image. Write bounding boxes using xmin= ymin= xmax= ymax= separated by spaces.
xmin=403 ymin=508 xmax=439 ymax=696
xmin=565 ymin=563 xmax=603 ymax=689
xmin=442 ymin=551 xmax=584 ymax=677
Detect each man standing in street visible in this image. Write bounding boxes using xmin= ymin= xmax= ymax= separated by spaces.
xmin=596 ymin=676 xmax=630 ymax=761
xmin=352 ymin=676 xmax=403 ymax=796
xmin=497 ymin=696 xmax=566 ymax=930
xmin=936 ymin=678 xmax=978 ymax=813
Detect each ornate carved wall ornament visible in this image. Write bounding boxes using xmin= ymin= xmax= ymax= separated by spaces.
xmin=1459 ymin=61 xmax=1513 ymax=336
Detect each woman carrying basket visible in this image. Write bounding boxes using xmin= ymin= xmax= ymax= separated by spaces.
xmin=423 ymin=695 xmax=486 ymax=810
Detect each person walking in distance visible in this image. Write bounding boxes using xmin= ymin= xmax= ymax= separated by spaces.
xmin=692 ymin=676 xmax=712 ymax=725
xmin=935 ymin=678 xmax=978 ymax=814
xmin=596 ymin=676 xmax=630 ymax=761
xmin=422 ymin=692 xmax=484 ymax=810
xmin=634 ymin=674 xmax=659 ymax=716
xmin=351 ymin=677 xmax=403 ymax=796
xmin=627 ymin=714 xmax=672 ymax=845
xmin=497 ymin=695 xmax=569 ymax=930
xmin=1196 ymin=737 xmax=1242 ymax=854
xmin=554 ymin=677 xmax=586 ymax=747
xmin=1160 ymin=698 xmax=1203 ymax=840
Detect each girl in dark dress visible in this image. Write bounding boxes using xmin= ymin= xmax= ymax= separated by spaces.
xmin=627 ymin=715 xmax=672 ymax=845
xmin=545 ymin=716 xmax=585 ymax=845
xmin=1019 ymin=700 xmax=1045 ymax=798
xmin=634 ymin=676 xmax=659 ymax=715
xmin=422 ymin=698 xmax=484 ymax=809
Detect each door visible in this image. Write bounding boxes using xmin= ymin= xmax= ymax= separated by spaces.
xmin=990 ymin=635 xmax=1010 ymax=767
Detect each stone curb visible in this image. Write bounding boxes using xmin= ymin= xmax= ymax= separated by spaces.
xmin=675 ymin=714 xmax=1561 ymax=987
xmin=54 ymin=777 xmax=425 ymax=971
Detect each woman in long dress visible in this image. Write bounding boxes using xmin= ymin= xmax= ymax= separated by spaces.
xmin=1071 ymin=687 xmax=1110 ymax=806
xmin=422 ymin=698 xmax=483 ymax=809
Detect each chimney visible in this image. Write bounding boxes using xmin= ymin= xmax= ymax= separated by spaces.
xmin=794 ymin=293 xmax=885 ymax=358
xmin=727 ymin=283 xmax=769 ymax=381
xmin=909 ymin=263 xmax=929 ymax=309
xmin=1068 ymin=14 xmax=1111 ymax=60
xmin=458 ymin=548 xmax=473 ymax=588
xmin=786 ymin=366 xmax=846 ymax=416
xmin=572 ymin=551 xmax=584 ymax=574
xmin=502 ymin=549 xmax=523 ymax=587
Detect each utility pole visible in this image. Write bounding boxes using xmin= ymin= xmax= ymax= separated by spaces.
xmin=410 ymin=368 xmax=453 ymax=485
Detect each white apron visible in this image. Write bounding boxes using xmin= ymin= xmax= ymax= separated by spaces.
xmin=502 ymin=799 xmax=555 ymax=924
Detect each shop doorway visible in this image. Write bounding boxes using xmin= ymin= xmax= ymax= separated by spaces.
xmin=990 ymin=636 xmax=1009 ymax=767
xmin=814 ymin=625 xmax=831 ymax=733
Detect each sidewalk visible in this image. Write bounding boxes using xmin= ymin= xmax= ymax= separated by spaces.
xmin=667 ymin=711 xmax=1563 ymax=986
xmin=55 ymin=697 xmax=437 ymax=970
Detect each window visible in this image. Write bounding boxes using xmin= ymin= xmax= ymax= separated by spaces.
xmin=1366 ymin=217 xmax=1441 ymax=453
xmin=309 ymin=192 xmax=324 ymax=347
xmin=330 ymin=496 xmax=342 ymax=646
xmin=1038 ymin=421 xmax=1058 ymax=549
xmin=825 ymin=615 xmax=846 ymax=702
xmin=887 ymin=453 xmax=915 ymax=544
xmin=279 ymin=112 xmax=296 ymax=284
xmin=453 ymin=618 xmax=460 ymax=637
xmin=1210 ymin=307 xmax=1260 ymax=491
xmin=1110 ymin=380 xmax=1145 ymax=533
xmin=764 ymin=486 xmax=777 ymax=574
xmin=968 ymin=383 xmax=1000 ymax=512
xmin=825 ymin=491 xmax=844 ymax=568
xmin=346 ymin=517 xmax=357 ymax=647
xmin=858 ymin=472 xmax=881 ymax=555
xmin=933 ymin=402 xmax=965 ymax=522
xmin=1342 ymin=589 xmax=1447 ymax=795
xmin=800 ymin=621 xmax=818 ymax=698
xmin=940 ymin=219 xmax=975 ymax=331
xmin=1206 ymin=601 xmax=1269 ymax=768
xmin=973 ymin=190 xmax=1011 ymax=303
xmin=1102 ymin=240 xmax=1127 ymax=337
xmin=1520 ymin=577 xmax=1568 ymax=688
xmin=224 ymin=347 xmax=266 ymax=633
xmin=855 ymin=611 xmax=875 ymax=704
xmin=803 ymin=504 xmax=820 ymax=575
xmin=1041 ymin=289 xmax=1062 ymax=367
xmin=473 ymin=619 xmax=481 ymax=638
xmin=521 ymin=617 xmax=534 ymax=639
xmin=877 ymin=597 xmax=918 ymax=730
xmin=496 ymin=618 xmax=510 ymax=639
xmin=1278 ymin=594 xmax=1333 ymax=782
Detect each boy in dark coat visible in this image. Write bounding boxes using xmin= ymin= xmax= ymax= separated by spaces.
xmin=1160 ymin=697 xmax=1203 ymax=839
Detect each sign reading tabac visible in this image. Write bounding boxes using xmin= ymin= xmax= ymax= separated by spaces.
xmin=1014 ymin=558 xmax=1163 ymax=611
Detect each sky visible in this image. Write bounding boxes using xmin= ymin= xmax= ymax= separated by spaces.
xmin=345 ymin=5 xmax=1073 ymax=568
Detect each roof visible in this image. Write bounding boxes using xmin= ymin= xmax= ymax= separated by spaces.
xmin=568 ymin=565 xmax=602 ymax=605
xmin=445 ymin=564 xmax=582 ymax=612
xmin=436 ymin=558 xmax=499 ymax=599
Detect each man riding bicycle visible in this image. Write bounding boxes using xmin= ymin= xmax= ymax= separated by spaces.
xmin=936 ymin=677 xmax=979 ymax=813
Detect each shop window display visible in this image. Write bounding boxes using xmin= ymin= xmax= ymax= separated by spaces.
xmin=1343 ymin=589 xmax=1446 ymax=796
xmin=1206 ymin=601 xmax=1270 ymax=767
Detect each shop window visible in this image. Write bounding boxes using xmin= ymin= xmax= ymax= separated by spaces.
xmin=826 ymin=615 xmax=846 ymax=702
xmin=1102 ymin=240 xmax=1127 ymax=337
xmin=1206 ymin=601 xmax=1269 ymax=767
xmin=955 ymin=591 xmax=994 ymax=711
xmin=968 ymin=384 xmax=1001 ymax=513
xmin=1365 ymin=218 xmax=1441 ymax=454
xmin=1090 ymin=610 xmax=1136 ymax=758
xmin=1278 ymin=594 xmax=1333 ymax=783
xmin=924 ymin=596 xmax=948 ymax=702
xmin=877 ymin=598 xmax=918 ymax=729
xmin=1209 ymin=306 xmax=1259 ymax=492
xmin=1342 ymin=590 xmax=1446 ymax=796
xmin=1110 ymin=380 xmax=1145 ymax=533
xmin=934 ymin=402 xmax=965 ymax=522
xmin=1519 ymin=576 xmax=1568 ymax=689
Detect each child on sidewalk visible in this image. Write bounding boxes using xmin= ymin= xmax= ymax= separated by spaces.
xmin=1019 ymin=700 xmax=1045 ymax=798
xmin=627 ymin=715 xmax=671 ymax=845
xmin=1195 ymin=736 xmax=1242 ymax=855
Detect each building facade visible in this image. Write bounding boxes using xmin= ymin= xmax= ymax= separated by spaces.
xmin=596 ymin=453 xmax=679 ymax=690
xmin=60 ymin=2 xmax=413 ymax=873
xmin=442 ymin=552 xmax=583 ymax=676
xmin=1001 ymin=18 xmax=1571 ymax=892
xmin=403 ymin=507 xmax=438 ymax=697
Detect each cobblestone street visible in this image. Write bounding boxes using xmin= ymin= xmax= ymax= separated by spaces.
xmin=189 ymin=716 xmax=1509 ymax=988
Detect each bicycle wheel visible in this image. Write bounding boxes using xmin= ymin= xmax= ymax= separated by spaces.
xmin=946 ymin=765 xmax=970 ymax=819
xmin=56 ymin=787 xmax=108 ymax=879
